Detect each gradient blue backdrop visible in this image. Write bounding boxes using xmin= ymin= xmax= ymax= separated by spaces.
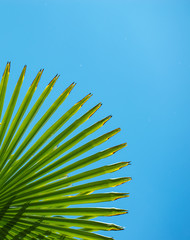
xmin=0 ymin=1 xmax=190 ymax=240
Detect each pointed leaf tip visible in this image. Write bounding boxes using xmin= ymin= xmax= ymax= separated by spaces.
xmin=102 ymin=115 xmax=112 ymax=126
xmin=111 ymin=225 xmax=125 ymax=231
xmin=7 ymin=61 xmax=11 ymax=69
xmin=22 ymin=65 xmax=27 ymax=73
xmin=71 ymin=81 xmax=77 ymax=86
xmin=69 ymin=82 xmax=76 ymax=88
xmin=115 ymin=193 xmax=129 ymax=200
xmin=3 ymin=62 xmax=10 ymax=75
xmin=48 ymin=75 xmax=59 ymax=86
xmin=40 ymin=68 xmax=44 ymax=73
xmin=121 ymin=142 xmax=127 ymax=147
xmin=117 ymin=127 xmax=121 ymax=132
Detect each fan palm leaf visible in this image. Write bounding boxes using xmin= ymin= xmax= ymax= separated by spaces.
xmin=0 ymin=63 xmax=131 ymax=240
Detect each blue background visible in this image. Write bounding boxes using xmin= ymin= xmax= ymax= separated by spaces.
xmin=0 ymin=0 xmax=190 ymax=239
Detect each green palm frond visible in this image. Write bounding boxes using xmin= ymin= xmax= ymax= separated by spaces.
xmin=0 ymin=63 xmax=131 ymax=240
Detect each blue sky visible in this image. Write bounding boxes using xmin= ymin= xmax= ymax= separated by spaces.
xmin=0 ymin=1 xmax=190 ymax=239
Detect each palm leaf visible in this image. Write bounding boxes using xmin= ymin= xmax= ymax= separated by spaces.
xmin=0 ymin=63 xmax=131 ymax=240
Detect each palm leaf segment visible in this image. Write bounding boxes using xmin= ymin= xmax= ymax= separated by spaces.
xmin=0 ymin=63 xmax=131 ymax=240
